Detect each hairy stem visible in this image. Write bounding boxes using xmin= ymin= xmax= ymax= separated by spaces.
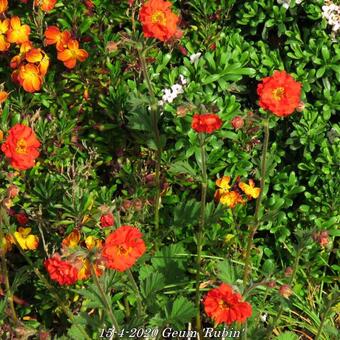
xmin=10 ymin=232 xmax=91 ymax=340
xmin=243 ymin=118 xmax=270 ymax=285
xmin=138 ymin=48 xmax=162 ymax=234
xmin=195 ymin=133 xmax=208 ymax=333
xmin=266 ymin=248 xmax=302 ymax=338
xmin=126 ymin=269 xmax=143 ymax=320
xmin=90 ymin=262 xmax=120 ymax=332
xmin=0 ymin=228 xmax=18 ymax=324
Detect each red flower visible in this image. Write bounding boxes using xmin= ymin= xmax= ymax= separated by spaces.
xmin=203 ymin=283 xmax=252 ymax=325
xmin=1 ymin=124 xmax=41 ymax=170
xmin=192 ymin=113 xmax=222 ymax=133
xmin=139 ymin=0 xmax=179 ymax=42
xmin=100 ymin=213 xmax=114 ymax=228
xmin=44 ymin=253 xmax=79 ymax=286
xmin=257 ymin=70 xmax=302 ymax=117
xmin=15 ymin=212 xmax=28 ymax=225
xmin=101 ymin=225 xmax=146 ymax=271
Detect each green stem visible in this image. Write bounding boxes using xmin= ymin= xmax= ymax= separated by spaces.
xmin=137 ymin=47 xmax=162 ymax=234
xmin=266 ymin=248 xmax=302 ymax=338
xmin=10 ymin=232 xmax=91 ymax=340
xmin=315 ymin=294 xmax=337 ymax=340
xmin=0 ymin=228 xmax=18 ymax=325
xmin=90 ymin=262 xmax=120 ymax=333
xmin=243 ymin=118 xmax=270 ymax=285
xmin=195 ymin=133 xmax=208 ymax=333
xmin=126 ymin=269 xmax=143 ymax=320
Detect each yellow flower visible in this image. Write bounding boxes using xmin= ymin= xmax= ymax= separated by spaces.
xmin=239 ymin=179 xmax=260 ymax=200
xmin=220 ymin=191 xmax=244 ymax=208
xmin=62 ymin=229 xmax=80 ymax=249
xmin=214 ymin=176 xmax=231 ymax=201
xmin=85 ymin=235 xmax=103 ymax=251
xmin=0 ymin=234 xmax=12 ymax=254
xmin=13 ymin=227 xmax=39 ymax=250
xmin=77 ymin=258 xmax=90 ymax=280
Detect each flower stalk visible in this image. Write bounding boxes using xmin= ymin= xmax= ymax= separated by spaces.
xmin=266 ymin=247 xmax=302 ymax=338
xmin=137 ymin=47 xmax=162 ymax=233
xmin=90 ymin=262 xmax=120 ymax=332
xmin=0 ymin=227 xmax=18 ymax=324
xmin=195 ymin=133 xmax=208 ymax=332
xmin=9 ymin=230 xmax=91 ymax=340
xmin=243 ymin=118 xmax=269 ymax=286
xmin=126 ymin=269 xmax=143 ymax=319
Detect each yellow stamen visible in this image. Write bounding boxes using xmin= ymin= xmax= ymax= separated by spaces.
xmin=16 ymin=138 xmax=27 ymax=154
xmin=272 ymin=87 xmax=285 ymax=100
xmin=151 ymin=11 xmax=167 ymax=25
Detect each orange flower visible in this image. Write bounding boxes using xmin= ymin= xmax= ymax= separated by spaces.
xmin=139 ymin=0 xmax=179 ymax=42
xmin=101 ymin=225 xmax=146 ymax=271
xmin=0 ymin=0 xmax=8 ymax=14
xmin=1 ymin=124 xmax=41 ymax=170
xmin=6 ymin=17 xmax=31 ymax=45
xmin=10 ymin=41 xmax=33 ymax=68
xmin=0 ymin=91 xmax=8 ymax=104
xmin=214 ymin=176 xmax=231 ymax=201
xmin=220 ymin=191 xmax=244 ymax=209
xmin=17 ymin=64 xmax=42 ymax=92
xmin=25 ymin=48 xmax=50 ymax=76
xmin=203 ymin=284 xmax=252 ymax=325
xmin=0 ymin=19 xmax=10 ymax=52
xmin=57 ymin=39 xmax=88 ymax=69
xmin=34 ymin=0 xmax=57 ymax=12
xmin=62 ymin=230 xmax=81 ymax=249
xmin=257 ymin=70 xmax=302 ymax=117
xmin=44 ymin=26 xmax=71 ymax=51
xmin=239 ymin=179 xmax=260 ymax=200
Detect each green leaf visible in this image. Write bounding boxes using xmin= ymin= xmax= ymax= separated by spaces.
xmin=274 ymin=331 xmax=299 ymax=340
xmin=168 ymin=161 xmax=197 ymax=178
xmin=216 ymin=260 xmax=235 ymax=284
xmin=141 ymin=272 xmax=166 ymax=300
xmin=167 ymin=297 xmax=196 ymax=329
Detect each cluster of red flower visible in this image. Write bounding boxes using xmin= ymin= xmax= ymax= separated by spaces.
xmin=44 ymin=225 xmax=146 ymax=285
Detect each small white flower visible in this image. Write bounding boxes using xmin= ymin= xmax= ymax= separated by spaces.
xmin=260 ymin=313 xmax=268 ymax=322
xmin=189 ymin=52 xmax=202 ymax=64
xmin=179 ymin=74 xmax=187 ymax=85
xmin=171 ymin=84 xmax=184 ymax=95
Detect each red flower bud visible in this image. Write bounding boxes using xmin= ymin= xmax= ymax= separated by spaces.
xmin=16 ymin=212 xmax=28 ymax=225
xmin=231 ymin=116 xmax=244 ymax=130
xmin=279 ymin=284 xmax=293 ymax=299
xmin=284 ymin=267 xmax=293 ymax=277
xmin=100 ymin=213 xmax=114 ymax=228
xmin=7 ymin=185 xmax=19 ymax=198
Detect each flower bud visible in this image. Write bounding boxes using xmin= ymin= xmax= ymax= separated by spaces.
xmin=7 ymin=185 xmax=19 ymax=198
xmin=296 ymin=101 xmax=305 ymax=112
xmin=100 ymin=213 xmax=114 ymax=228
xmin=279 ymin=284 xmax=293 ymax=299
xmin=231 ymin=116 xmax=244 ymax=130
xmin=16 ymin=212 xmax=28 ymax=225
xmin=284 ymin=266 xmax=293 ymax=277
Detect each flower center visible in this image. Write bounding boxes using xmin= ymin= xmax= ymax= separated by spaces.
xmin=272 ymin=87 xmax=285 ymax=100
xmin=151 ymin=11 xmax=167 ymax=25
xmin=219 ymin=300 xmax=230 ymax=310
xmin=117 ymin=245 xmax=130 ymax=256
xmin=16 ymin=138 xmax=27 ymax=154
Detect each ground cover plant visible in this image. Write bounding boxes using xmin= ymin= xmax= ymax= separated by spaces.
xmin=0 ymin=0 xmax=339 ymax=339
